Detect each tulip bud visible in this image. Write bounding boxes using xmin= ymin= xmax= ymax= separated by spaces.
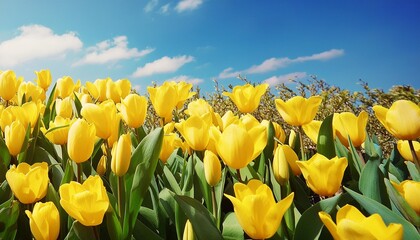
xmin=392 ymin=180 xmax=420 ymax=215
xmin=42 ymin=116 xmax=74 ymax=145
xmin=0 ymin=70 xmax=22 ymax=101
xmin=273 ymin=145 xmax=290 ymax=185
xmin=5 ymin=121 xmax=26 ymax=156
xmin=34 ymin=69 xmax=52 ymax=91
xmin=55 ymin=96 xmax=73 ymax=118
xmin=25 ymin=201 xmax=60 ymax=240
xmin=97 ymin=155 xmax=107 ymax=176
xmin=67 ymin=118 xmax=96 ymax=163
xmin=288 ymin=130 xmax=297 ymax=149
xmin=203 ymin=150 xmax=221 ymax=187
xmin=111 ymin=134 xmax=132 ymax=176
xmin=183 ymin=220 xmax=195 ymax=240
xmin=119 ymin=94 xmax=148 ymax=128
xmin=397 ymin=140 xmax=420 ymax=162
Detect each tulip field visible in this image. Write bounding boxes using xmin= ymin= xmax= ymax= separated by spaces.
xmin=1 ymin=69 xmax=420 ymax=240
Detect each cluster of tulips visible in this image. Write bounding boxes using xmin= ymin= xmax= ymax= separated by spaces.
xmin=0 ymin=69 xmax=419 ymax=240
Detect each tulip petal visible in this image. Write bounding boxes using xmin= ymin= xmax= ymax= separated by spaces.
xmin=319 ymin=212 xmax=340 ymax=240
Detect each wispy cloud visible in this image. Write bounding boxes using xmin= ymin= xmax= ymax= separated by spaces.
xmin=218 ymin=49 xmax=344 ymax=78
xmin=73 ymin=36 xmax=153 ymax=66
xmin=175 ymin=0 xmax=203 ymax=12
xmin=160 ymin=4 xmax=170 ymax=13
xmin=263 ymin=72 xmax=307 ymax=86
xmin=144 ymin=0 xmax=159 ymax=12
xmin=0 ymin=24 xmax=82 ymax=68
xmin=132 ymin=55 xmax=194 ymax=78
xmin=166 ymin=75 xmax=204 ymax=85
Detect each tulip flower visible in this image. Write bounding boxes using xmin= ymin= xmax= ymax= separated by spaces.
xmin=220 ymin=110 xmax=239 ymax=132
xmin=22 ymin=101 xmax=41 ymax=128
xmin=392 ymin=180 xmax=420 ymax=215
xmin=86 ymin=78 xmax=108 ymax=102
xmin=319 ymin=204 xmax=403 ymax=240
xmin=96 ymin=155 xmax=107 ymax=176
xmin=59 ymin=175 xmax=109 ymax=226
xmin=0 ymin=70 xmax=22 ymax=101
xmin=183 ymin=220 xmax=195 ymax=240
xmin=296 ymin=153 xmax=347 ymax=197
xmin=35 ymin=69 xmax=52 ymax=91
xmin=302 ymin=120 xmax=322 ymax=144
xmin=288 ymin=130 xmax=297 ymax=148
xmin=42 ymin=116 xmax=74 ymax=145
xmin=273 ymin=145 xmax=290 ymax=185
xmin=147 ymin=82 xmax=178 ymax=124
xmin=185 ymin=98 xmax=219 ymax=126
xmin=175 ymin=115 xmax=211 ymax=151
xmin=5 ymin=121 xmax=27 ymax=156
xmin=333 ymin=111 xmax=368 ymax=147
xmin=81 ymin=100 xmax=117 ymax=140
xmin=240 ymin=114 xmax=261 ymax=130
xmin=118 ymin=94 xmax=148 ymax=128
xmin=111 ymin=134 xmax=132 ymax=176
xmin=275 ymin=95 xmax=322 ymax=126
xmin=116 ymin=79 xmax=131 ymax=99
xmin=160 ymin=133 xmax=183 ymax=163
xmin=55 ymin=96 xmax=73 ymax=119
xmin=397 ymin=140 xmax=420 ymax=162
xmin=203 ymin=150 xmax=221 ymax=187
xmin=224 ymin=179 xmax=294 ymax=239
xmin=25 ymin=201 xmax=60 ymax=240
xmin=56 ymin=76 xmax=80 ymax=99
xmin=18 ymin=81 xmax=45 ymax=105
xmin=373 ymin=100 xmax=420 ymax=140
xmin=212 ymin=123 xmax=267 ymax=169
xmin=223 ymin=83 xmax=269 ymax=113
xmin=6 ymin=162 xmax=49 ymax=204
xmin=67 ymin=118 xmax=96 ymax=163
xmin=174 ymin=81 xmax=196 ymax=110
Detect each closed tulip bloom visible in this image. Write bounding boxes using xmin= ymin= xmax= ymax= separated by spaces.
xmin=111 ymin=134 xmax=132 ymax=176
xmin=55 ymin=97 xmax=73 ymax=118
xmin=272 ymin=121 xmax=286 ymax=144
xmin=22 ymin=101 xmax=41 ymax=128
xmin=5 ymin=121 xmax=27 ymax=156
xmin=288 ymin=130 xmax=297 ymax=148
xmin=56 ymin=76 xmax=80 ymax=99
xmin=373 ymin=100 xmax=420 ymax=140
xmin=116 ymin=79 xmax=131 ymax=99
xmin=160 ymin=133 xmax=183 ymax=163
xmin=223 ymin=83 xmax=269 ymax=113
xmin=174 ymin=81 xmax=196 ymax=109
xmin=213 ymin=123 xmax=267 ymax=169
xmin=59 ymin=175 xmax=109 ymax=226
xmin=81 ymin=100 xmax=116 ymax=139
xmin=302 ymin=120 xmax=322 ymax=144
xmin=175 ymin=115 xmax=211 ymax=151
xmin=147 ymin=82 xmax=178 ymax=123
xmin=25 ymin=201 xmax=60 ymax=240
xmin=185 ymin=99 xmax=218 ymax=126
xmin=35 ymin=69 xmax=52 ymax=91
xmin=119 ymin=94 xmax=148 ymax=128
xmin=297 ymin=154 xmax=347 ymax=197
xmin=18 ymin=81 xmax=45 ymax=104
xmin=182 ymin=220 xmax=195 ymax=240
xmin=319 ymin=204 xmax=403 ymax=240
xmin=96 ymin=155 xmax=107 ymax=176
xmin=273 ymin=145 xmax=290 ymax=185
xmin=6 ymin=162 xmax=49 ymax=204
xmin=86 ymin=78 xmax=108 ymax=102
xmin=392 ymin=180 xmax=420 ymax=215
xmin=67 ymin=118 xmax=96 ymax=163
xmin=203 ymin=150 xmax=221 ymax=186
xmin=333 ymin=111 xmax=368 ymax=147
xmin=225 ymin=179 xmax=294 ymax=239
xmin=275 ymin=96 xmax=322 ymax=126
xmin=43 ymin=116 xmax=74 ymax=145
xmin=397 ymin=140 xmax=420 ymax=162
xmin=0 ymin=70 xmax=22 ymax=101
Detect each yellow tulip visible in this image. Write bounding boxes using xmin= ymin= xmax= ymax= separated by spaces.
xmin=397 ymin=140 xmax=420 ymax=162
xmin=220 ymin=110 xmax=239 ymax=132
xmin=118 ymin=94 xmax=148 ymax=128
xmin=302 ymin=120 xmax=322 ymax=144
xmin=160 ymin=133 xmax=183 ymax=163
xmin=272 ymin=121 xmax=286 ymax=144
xmin=185 ymin=98 xmax=218 ymax=126
xmin=18 ymin=81 xmax=45 ymax=104
xmin=175 ymin=115 xmax=211 ymax=151
xmin=173 ymin=81 xmax=196 ymax=109
xmin=182 ymin=219 xmax=195 ymax=240
xmin=107 ymin=111 xmax=121 ymax=147
xmin=25 ymin=201 xmax=60 ymax=240
xmin=56 ymin=76 xmax=80 ymax=99
xmin=319 ymin=204 xmax=403 ymax=240
xmin=333 ymin=111 xmax=368 ymax=147
xmin=273 ymin=145 xmax=290 ymax=185
xmin=5 ymin=121 xmax=26 ymax=156
xmin=296 ymin=153 xmax=347 ymax=197
xmin=67 ymin=118 xmax=96 ymax=163
xmin=86 ymin=78 xmax=108 ymax=102
xmin=96 ymin=155 xmax=107 ymax=176
xmin=35 ymin=69 xmax=52 ymax=91
xmin=147 ymin=82 xmax=178 ymax=123
xmin=280 ymin=145 xmax=301 ymax=176
xmin=213 ymin=123 xmax=267 ymax=169
xmin=203 ymin=150 xmax=221 ymax=187
xmin=43 ymin=116 xmax=74 ymax=145
xmin=6 ymin=162 xmax=49 ymax=204
xmin=116 ymin=79 xmax=131 ymax=99
xmin=275 ymin=95 xmax=322 ymax=126
xmin=223 ymin=83 xmax=269 ymax=113
xmin=392 ymin=180 xmax=420 ymax=215
xmin=81 ymin=100 xmax=116 ymax=140
xmin=288 ymin=130 xmax=297 ymax=148
xmin=59 ymin=175 xmax=109 ymax=226
xmin=224 ymin=179 xmax=294 ymax=239
xmin=111 ymin=134 xmax=132 ymax=176
xmin=240 ymin=114 xmax=261 ymax=130
xmin=55 ymin=96 xmax=73 ymax=118
xmin=22 ymin=101 xmax=40 ymax=128
xmin=373 ymin=100 xmax=420 ymax=140
xmin=0 ymin=70 xmax=22 ymax=101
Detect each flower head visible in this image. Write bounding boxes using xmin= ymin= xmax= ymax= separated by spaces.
xmin=275 ymin=96 xmax=322 ymax=126
xmin=223 ymin=83 xmax=269 ymax=113
xmin=25 ymin=201 xmax=60 ymax=240
xmin=333 ymin=111 xmax=368 ymax=147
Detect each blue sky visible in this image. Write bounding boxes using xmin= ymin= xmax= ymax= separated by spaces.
xmin=0 ymin=0 xmax=419 ymax=94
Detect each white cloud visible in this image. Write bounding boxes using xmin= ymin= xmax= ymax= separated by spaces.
xmin=0 ymin=24 xmax=82 ymax=68
xmin=175 ymin=0 xmax=203 ymax=12
xmin=160 ymin=3 xmax=170 ymax=13
xmin=144 ymin=0 xmax=159 ymax=12
xmin=166 ymin=75 xmax=204 ymax=85
xmin=73 ymin=36 xmax=153 ymax=66
xmin=218 ymin=49 xmax=344 ymax=78
xmin=132 ymin=55 xmax=194 ymax=78
xmin=263 ymin=72 xmax=307 ymax=86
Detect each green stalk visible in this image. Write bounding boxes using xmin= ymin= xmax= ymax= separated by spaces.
xmin=117 ymin=176 xmax=125 ymax=221
xmin=211 ymin=186 xmax=218 ymax=228
xmin=298 ymin=126 xmax=306 ymax=161
xmin=77 ymin=163 xmax=83 ymax=183
xmin=281 ymin=182 xmax=294 ymax=239
xmin=408 ymin=140 xmax=420 ymax=173
xmin=236 ymin=169 xmax=243 ymax=183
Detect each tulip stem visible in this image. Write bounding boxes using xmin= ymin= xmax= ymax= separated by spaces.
xmin=298 ymin=127 xmax=306 ymax=161
xmin=93 ymin=225 xmax=100 ymax=240
xmin=236 ymin=169 xmax=243 ymax=183
xmin=408 ymin=140 xmax=420 ymax=172
xmin=356 ymin=147 xmax=366 ymax=166
xmin=77 ymin=163 xmax=83 ymax=183
xmin=117 ymin=176 xmax=125 ymax=220
xmin=211 ymin=186 xmax=218 ymax=228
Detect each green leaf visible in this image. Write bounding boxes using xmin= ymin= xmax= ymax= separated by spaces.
xmin=105 ymin=204 xmax=123 ymax=240
xmin=0 ymin=199 xmax=19 ymax=240
xmin=359 ymin=160 xmax=390 ymax=207
xmin=293 ymin=194 xmax=341 ymax=240
xmin=163 ymin=166 xmax=182 ymax=195
xmin=65 ymin=221 xmax=97 ymax=240
xmin=316 ymin=114 xmax=335 ymax=158
xmin=42 ymin=82 xmax=57 ymax=128
xmin=289 ymin=175 xmax=311 ymax=213
xmin=263 ymin=121 xmax=276 ymax=161
xmin=345 ymin=187 xmax=420 ymax=240
xmin=132 ymin=219 xmax=163 ymax=240
xmin=173 ymin=194 xmax=223 ymax=240
xmin=222 ymin=212 xmax=244 ymax=240
xmin=194 ymin=157 xmax=212 ymax=210
xmin=406 ymin=161 xmax=420 ymax=181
